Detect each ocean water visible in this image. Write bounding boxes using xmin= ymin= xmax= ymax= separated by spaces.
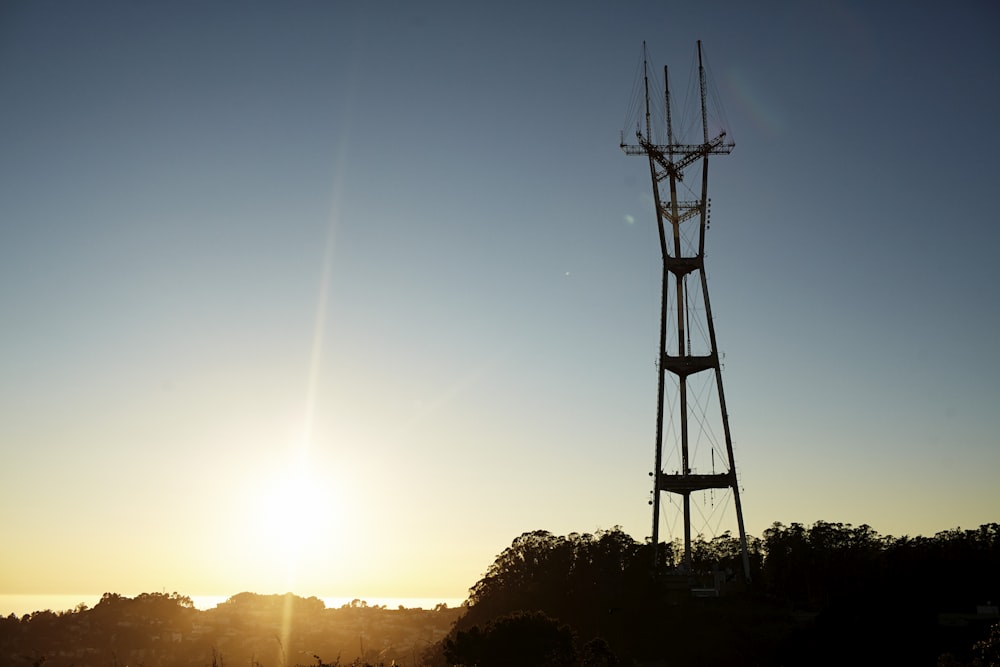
xmin=1 ymin=594 xmax=466 ymax=617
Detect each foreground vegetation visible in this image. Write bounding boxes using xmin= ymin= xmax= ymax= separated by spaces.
xmin=2 ymin=521 xmax=998 ymax=666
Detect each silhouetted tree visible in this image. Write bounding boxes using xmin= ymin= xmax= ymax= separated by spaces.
xmin=444 ymin=611 xmax=576 ymax=667
xmin=580 ymin=637 xmax=618 ymax=667
xmin=462 ymin=528 xmax=646 ymax=633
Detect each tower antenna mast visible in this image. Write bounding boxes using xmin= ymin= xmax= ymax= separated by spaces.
xmin=621 ymin=41 xmax=751 ymax=582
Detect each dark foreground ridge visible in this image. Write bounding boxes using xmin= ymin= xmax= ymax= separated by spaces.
xmin=1 ymin=592 xmax=463 ymax=667
xmin=3 ymin=521 xmax=999 ymax=667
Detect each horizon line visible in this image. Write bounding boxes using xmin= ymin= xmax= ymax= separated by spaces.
xmin=1 ymin=593 xmax=469 ymax=617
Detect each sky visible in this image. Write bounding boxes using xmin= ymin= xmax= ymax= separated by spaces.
xmin=2 ymin=1 xmax=999 ymax=604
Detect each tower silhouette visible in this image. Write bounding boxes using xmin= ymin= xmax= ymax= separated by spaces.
xmin=621 ymin=41 xmax=750 ymax=581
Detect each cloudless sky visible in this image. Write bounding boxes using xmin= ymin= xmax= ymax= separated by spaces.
xmin=2 ymin=1 xmax=999 ymax=604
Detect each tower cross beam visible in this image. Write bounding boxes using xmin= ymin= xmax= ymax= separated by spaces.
xmin=659 ymin=202 xmax=703 ymax=226
xmin=642 ymin=133 xmax=732 ymax=182
xmin=619 ymin=135 xmax=735 ymax=159
xmin=659 ymin=472 xmax=735 ymax=494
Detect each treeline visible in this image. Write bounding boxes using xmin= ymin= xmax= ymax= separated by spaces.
xmin=3 ymin=521 xmax=998 ymax=666
xmin=435 ymin=521 xmax=1000 ymax=667
xmin=759 ymin=522 xmax=1000 ymax=612
xmin=0 ymin=591 xmax=462 ymax=667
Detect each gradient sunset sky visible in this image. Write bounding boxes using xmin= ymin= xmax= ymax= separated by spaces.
xmin=2 ymin=1 xmax=998 ymax=604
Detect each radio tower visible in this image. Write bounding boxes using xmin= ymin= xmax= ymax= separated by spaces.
xmin=621 ymin=41 xmax=750 ymax=581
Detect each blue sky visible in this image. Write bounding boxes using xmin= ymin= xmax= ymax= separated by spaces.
xmin=1 ymin=1 xmax=998 ymax=602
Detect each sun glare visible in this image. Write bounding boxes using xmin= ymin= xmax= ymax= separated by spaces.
xmin=265 ymin=470 xmax=335 ymax=541
xmin=241 ymin=457 xmax=346 ymax=581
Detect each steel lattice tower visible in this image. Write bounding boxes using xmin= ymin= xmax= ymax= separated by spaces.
xmin=621 ymin=41 xmax=750 ymax=581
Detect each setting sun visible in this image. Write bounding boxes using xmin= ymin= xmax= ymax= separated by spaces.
xmin=263 ymin=466 xmax=341 ymax=544
xmin=234 ymin=453 xmax=350 ymax=586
